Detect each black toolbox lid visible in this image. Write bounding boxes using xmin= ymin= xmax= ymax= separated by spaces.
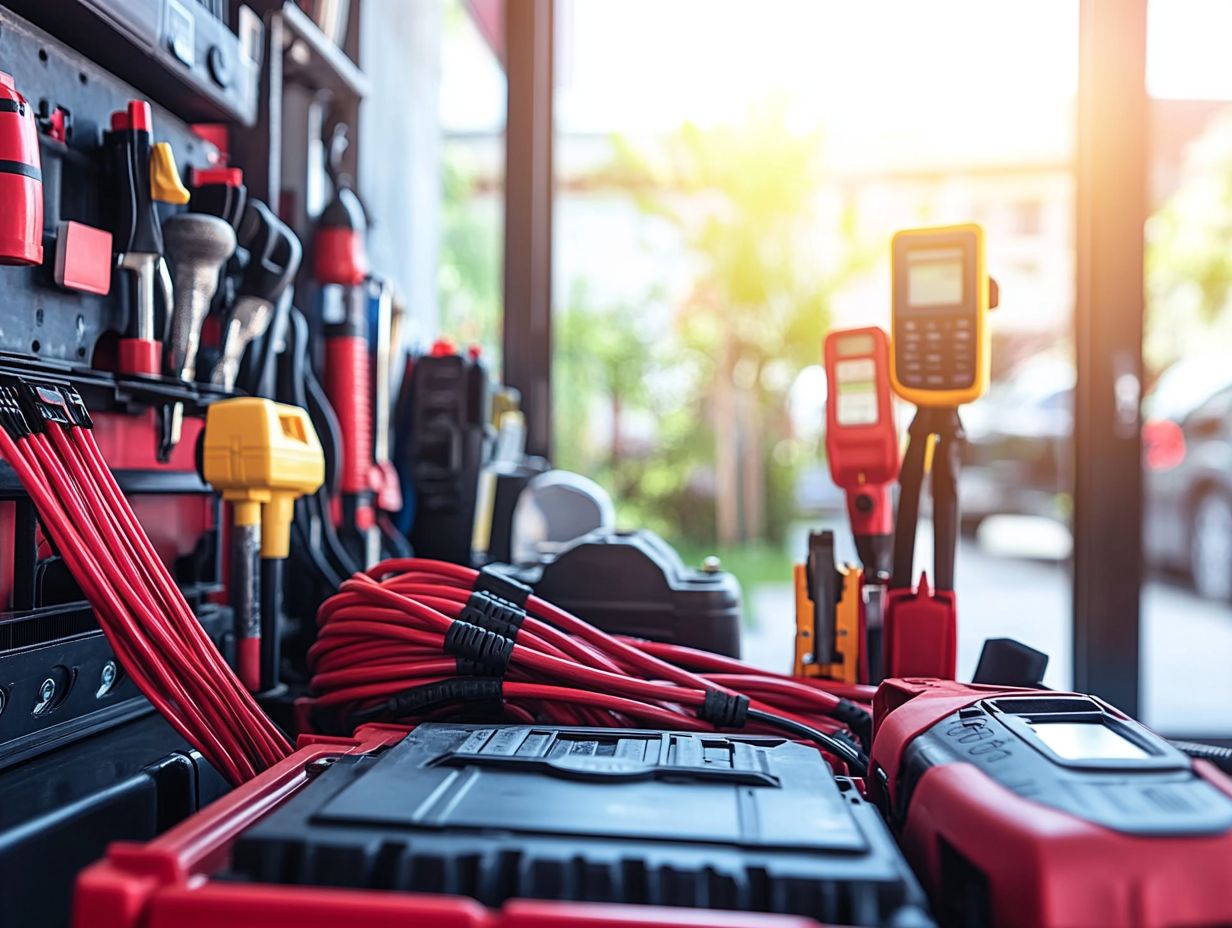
xmin=229 ymin=724 xmax=933 ymax=926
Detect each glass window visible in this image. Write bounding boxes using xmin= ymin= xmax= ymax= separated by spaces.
xmin=551 ymin=0 xmax=1078 ymax=681
xmin=438 ymin=0 xmax=506 ymax=366
xmin=1143 ymin=0 xmax=1232 ymax=736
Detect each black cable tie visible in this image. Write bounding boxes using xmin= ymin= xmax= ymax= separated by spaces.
xmin=699 ymin=690 xmax=750 ymax=728
xmin=443 ymin=620 xmax=514 ymax=676
xmin=349 ymin=677 xmax=504 ymax=729
xmin=460 ymin=590 xmax=526 ymax=639
xmin=475 ymin=565 xmax=531 ymax=607
xmin=832 ymin=698 xmax=874 ymax=752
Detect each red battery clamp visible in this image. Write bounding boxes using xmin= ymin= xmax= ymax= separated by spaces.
xmin=870 ymin=677 xmax=1232 ymax=928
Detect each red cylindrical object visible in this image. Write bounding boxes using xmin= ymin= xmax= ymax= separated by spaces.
xmin=314 ymin=226 xmax=366 ymax=285
xmin=118 ymin=338 xmax=161 ymax=376
xmin=325 ymin=334 xmax=374 ymax=495
xmin=0 ymin=71 xmax=44 ymax=266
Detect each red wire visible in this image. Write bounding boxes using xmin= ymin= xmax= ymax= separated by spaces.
xmin=0 ymin=422 xmax=292 ymax=784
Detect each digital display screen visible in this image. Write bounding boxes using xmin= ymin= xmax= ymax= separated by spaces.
xmin=907 ymin=247 xmax=965 ymax=307
xmin=835 ymin=333 xmax=875 ymax=358
xmin=1028 ymin=720 xmax=1150 ymax=761
xmin=834 ymin=358 xmax=879 ymax=426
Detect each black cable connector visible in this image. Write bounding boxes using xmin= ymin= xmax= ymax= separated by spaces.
xmin=699 ymin=689 xmax=750 ymax=728
xmin=0 ymin=386 xmax=32 ymax=437
xmin=444 ymin=620 xmax=514 ymax=676
xmin=475 ymin=565 xmax=532 ymax=607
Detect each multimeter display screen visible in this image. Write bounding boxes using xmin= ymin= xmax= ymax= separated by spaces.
xmin=1029 ymin=720 xmax=1150 ymax=761
xmin=906 ymin=247 xmax=965 ymax=307
xmin=834 ymin=359 xmax=879 ymax=426
xmin=835 ymin=333 xmax=875 ymax=357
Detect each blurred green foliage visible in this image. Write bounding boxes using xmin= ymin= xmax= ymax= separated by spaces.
xmin=555 ymin=99 xmax=869 ymax=554
xmin=438 ymin=153 xmax=502 ymax=360
xmin=1146 ymin=108 xmax=1232 ymax=373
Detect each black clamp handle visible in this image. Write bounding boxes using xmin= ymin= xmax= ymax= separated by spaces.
xmin=890 ymin=406 xmax=966 ymax=592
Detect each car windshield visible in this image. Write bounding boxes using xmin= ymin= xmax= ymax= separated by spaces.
xmin=1144 ymin=359 xmax=1232 ymax=422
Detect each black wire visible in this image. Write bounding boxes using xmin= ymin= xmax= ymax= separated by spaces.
xmin=746 ymin=707 xmax=869 ymax=776
xmin=1171 ymin=739 xmax=1232 ymax=775
xmin=891 ymin=408 xmax=932 ymax=589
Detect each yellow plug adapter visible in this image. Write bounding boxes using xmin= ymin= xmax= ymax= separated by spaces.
xmin=201 ymin=397 xmax=325 ymax=557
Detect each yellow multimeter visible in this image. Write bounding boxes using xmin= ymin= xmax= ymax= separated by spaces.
xmin=889 ymin=223 xmax=994 ymax=407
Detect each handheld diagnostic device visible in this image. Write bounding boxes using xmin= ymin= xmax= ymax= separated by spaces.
xmin=871 ymin=678 xmax=1232 ymax=928
xmin=824 ymin=327 xmax=898 ymax=574
xmin=890 ymin=223 xmax=992 ymax=408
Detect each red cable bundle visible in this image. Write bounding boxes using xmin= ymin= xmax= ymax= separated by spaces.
xmin=311 ymin=558 xmax=876 ymax=772
xmin=0 ymin=388 xmax=290 ymax=784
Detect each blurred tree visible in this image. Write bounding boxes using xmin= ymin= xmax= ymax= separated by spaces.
xmin=613 ymin=100 xmax=850 ymax=545
xmin=438 ymin=152 xmax=502 ymax=359
xmin=1146 ymin=110 xmax=1232 ymax=372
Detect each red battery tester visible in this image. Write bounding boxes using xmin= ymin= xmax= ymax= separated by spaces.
xmin=824 ymin=326 xmax=898 ymax=577
xmin=871 ymin=677 xmax=1232 ymax=928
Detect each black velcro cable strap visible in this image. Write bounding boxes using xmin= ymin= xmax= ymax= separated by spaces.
xmin=475 ymin=565 xmax=531 ymax=607
xmin=445 ymin=619 xmax=514 ymax=676
xmin=832 ymin=698 xmax=873 ymax=752
xmin=699 ymin=690 xmax=749 ymax=728
xmin=460 ymin=590 xmax=526 ymax=638
xmin=349 ymin=677 xmax=504 ymax=729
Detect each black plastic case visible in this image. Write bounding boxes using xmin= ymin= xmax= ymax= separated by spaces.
xmin=230 ymin=723 xmax=933 ymax=927
xmin=520 ymin=529 xmax=744 ymax=657
xmin=0 ymin=713 xmax=227 ymax=928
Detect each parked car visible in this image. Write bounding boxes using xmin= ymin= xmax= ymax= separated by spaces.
xmin=959 ymin=355 xmax=1073 ymax=532
xmin=1142 ymin=359 xmax=1232 ymax=601
xmin=961 ymin=353 xmax=1232 ymax=600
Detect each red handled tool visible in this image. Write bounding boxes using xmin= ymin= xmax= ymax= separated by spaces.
xmin=105 ymin=100 xmax=190 ymax=376
xmin=316 ymin=126 xmax=377 ymax=566
xmin=0 ymin=71 xmax=43 ymax=266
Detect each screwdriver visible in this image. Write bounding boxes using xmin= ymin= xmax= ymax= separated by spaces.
xmin=105 ymin=100 xmax=189 ymax=376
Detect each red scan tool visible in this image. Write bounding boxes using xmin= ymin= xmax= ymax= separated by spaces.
xmin=870 ymin=677 xmax=1232 ymax=928
xmin=823 ymin=326 xmax=898 ymax=576
xmin=0 ymin=71 xmax=43 ymax=266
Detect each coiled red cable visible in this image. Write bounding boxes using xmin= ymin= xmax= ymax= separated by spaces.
xmin=311 ymin=557 xmax=873 ymax=771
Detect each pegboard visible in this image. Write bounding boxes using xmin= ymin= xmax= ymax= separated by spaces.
xmin=0 ymin=8 xmax=219 ymax=365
